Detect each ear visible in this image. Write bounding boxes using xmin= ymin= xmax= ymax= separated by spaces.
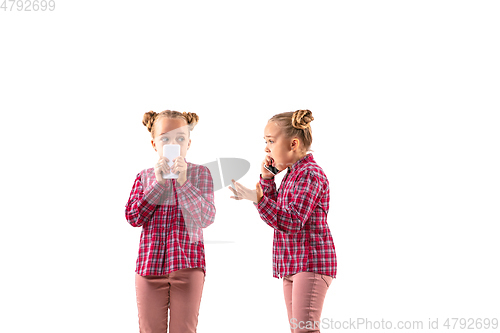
xmin=151 ymin=139 xmax=156 ymax=151
xmin=187 ymin=138 xmax=191 ymax=150
xmin=291 ymin=138 xmax=300 ymax=151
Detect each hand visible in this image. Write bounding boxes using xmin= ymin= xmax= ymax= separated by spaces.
xmin=228 ymin=179 xmax=263 ymax=204
xmin=171 ymin=156 xmax=188 ymax=186
xmin=261 ymin=155 xmax=277 ymax=179
xmin=154 ymin=157 xmax=170 ymax=185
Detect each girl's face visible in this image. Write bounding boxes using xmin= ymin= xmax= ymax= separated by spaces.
xmin=263 ymin=121 xmax=300 ymax=171
xmin=151 ymin=117 xmax=191 ymax=158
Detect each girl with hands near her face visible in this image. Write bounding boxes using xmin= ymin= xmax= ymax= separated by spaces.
xmin=125 ymin=110 xmax=215 ymax=333
xmin=228 ymin=110 xmax=337 ymax=333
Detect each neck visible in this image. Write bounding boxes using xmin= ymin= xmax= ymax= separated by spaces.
xmin=291 ymin=152 xmax=307 ymax=165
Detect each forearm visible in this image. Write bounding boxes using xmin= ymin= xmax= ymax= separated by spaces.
xmin=253 ymin=195 xmax=305 ymax=234
xmin=125 ymin=180 xmax=171 ymax=227
xmin=175 ymin=180 xmax=216 ymax=228
xmin=259 ymin=175 xmax=278 ymax=201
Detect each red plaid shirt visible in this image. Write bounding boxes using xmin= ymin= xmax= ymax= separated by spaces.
xmin=254 ymin=153 xmax=337 ymax=279
xmin=125 ymin=160 xmax=215 ymax=276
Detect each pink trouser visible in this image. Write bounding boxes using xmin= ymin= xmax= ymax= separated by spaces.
xmin=283 ymin=271 xmax=333 ymax=333
xmin=135 ymin=267 xmax=205 ymax=333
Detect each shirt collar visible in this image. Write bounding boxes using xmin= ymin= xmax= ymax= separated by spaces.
xmin=287 ymin=153 xmax=313 ymax=173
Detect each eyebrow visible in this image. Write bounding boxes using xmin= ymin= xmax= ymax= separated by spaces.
xmin=160 ymin=131 xmax=188 ymax=136
xmin=264 ymin=135 xmax=275 ymax=138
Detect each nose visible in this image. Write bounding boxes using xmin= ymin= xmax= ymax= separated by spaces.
xmin=264 ymin=145 xmax=270 ymax=153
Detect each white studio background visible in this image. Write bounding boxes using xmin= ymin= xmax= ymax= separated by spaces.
xmin=1 ymin=1 xmax=499 ymax=332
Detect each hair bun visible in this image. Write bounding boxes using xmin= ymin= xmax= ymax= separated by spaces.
xmin=142 ymin=111 xmax=158 ymax=133
xmin=291 ymin=109 xmax=314 ymax=130
xmin=183 ymin=112 xmax=199 ymax=130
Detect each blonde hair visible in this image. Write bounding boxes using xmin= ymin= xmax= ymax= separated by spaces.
xmin=142 ymin=110 xmax=199 ymax=138
xmin=269 ymin=109 xmax=314 ymax=152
